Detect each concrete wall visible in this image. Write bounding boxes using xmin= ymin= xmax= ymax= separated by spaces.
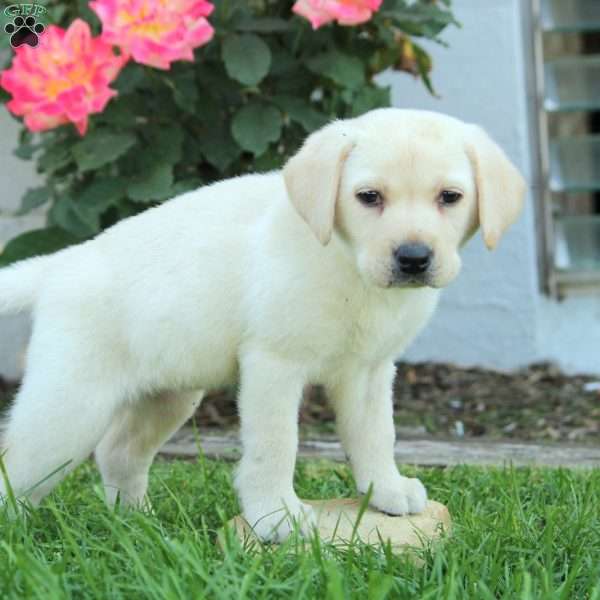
xmin=0 ymin=110 xmax=43 ymax=380
xmin=537 ymin=295 xmax=600 ymax=374
xmin=0 ymin=0 xmax=598 ymax=377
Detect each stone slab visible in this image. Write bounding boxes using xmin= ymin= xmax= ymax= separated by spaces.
xmin=219 ymin=499 xmax=450 ymax=556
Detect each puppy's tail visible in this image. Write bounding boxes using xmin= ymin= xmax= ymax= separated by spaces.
xmin=0 ymin=256 xmax=48 ymax=314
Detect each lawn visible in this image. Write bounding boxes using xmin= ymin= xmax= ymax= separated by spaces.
xmin=0 ymin=457 xmax=599 ymax=599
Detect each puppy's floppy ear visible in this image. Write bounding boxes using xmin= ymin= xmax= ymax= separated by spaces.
xmin=283 ymin=121 xmax=354 ymax=245
xmin=465 ymin=125 xmax=527 ymax=250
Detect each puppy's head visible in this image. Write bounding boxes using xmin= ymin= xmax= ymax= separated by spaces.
xmin=283 ymin=108 xmax=526 ymax=289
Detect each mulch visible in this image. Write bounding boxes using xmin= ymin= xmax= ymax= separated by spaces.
xmin=185 ymin=362 xmax=600 ymax=444
xmin=1 ymin=362 xmax=598 ymax=444
xmin=391 ymin=362 xmax=599 ymax=443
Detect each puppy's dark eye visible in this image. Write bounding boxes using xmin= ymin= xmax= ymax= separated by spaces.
xmin=439 ymin=190 xmax=462 ymax=205
xmin=356 ymin=190 xmax=383 ymax=207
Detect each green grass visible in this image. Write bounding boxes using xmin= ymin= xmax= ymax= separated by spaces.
xmin=0 ymin=458 xmax=599 ymax=599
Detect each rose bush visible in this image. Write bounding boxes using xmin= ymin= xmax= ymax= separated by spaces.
xmin=0 ymin=0 xmax=456 ymax=265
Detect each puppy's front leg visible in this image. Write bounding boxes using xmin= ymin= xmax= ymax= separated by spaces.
xmin=328 ymin=362 xmax=427 ymax=515
xmin=235 ymin=349 xmax=315 ymax=542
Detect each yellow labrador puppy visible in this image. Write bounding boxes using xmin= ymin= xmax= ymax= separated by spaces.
xmin=0 ymin=109 xmax=525 ymax=540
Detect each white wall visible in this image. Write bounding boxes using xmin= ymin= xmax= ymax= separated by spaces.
xmin=0 ymin=109 xmax=43 ymax=380
xmin=537 ymin=295 xmax=600 ymax=374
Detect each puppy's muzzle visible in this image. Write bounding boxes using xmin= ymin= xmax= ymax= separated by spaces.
xmin=393 ymin=243 xmax=433 ymax=278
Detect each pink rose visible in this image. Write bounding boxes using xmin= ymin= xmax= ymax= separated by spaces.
xmin=293 ymin=0 xmax=382 ymax=29
xmin=90 ymin=0 xmax=214 ymax=70
xmin=0 ymin=19 xmax=126 ymax=135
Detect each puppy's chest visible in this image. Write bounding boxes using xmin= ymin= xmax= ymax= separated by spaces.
xmin=337 ymin=295 xmax=427 ymax=360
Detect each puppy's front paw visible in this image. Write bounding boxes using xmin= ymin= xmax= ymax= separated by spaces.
xmin=366 ymin=476 xmax=427 ymax=516
xmin=244 ymin=499 xmax=317 ymax=542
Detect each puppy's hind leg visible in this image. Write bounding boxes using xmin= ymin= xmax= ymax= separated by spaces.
xmin=0 ymin=368 xmax=124 ymax=509
xmin=95 ymin=390 xmax=203 ymax=508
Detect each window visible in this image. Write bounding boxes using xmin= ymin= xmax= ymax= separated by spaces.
xmin=532 ymin=0 xmax=600 ymax=296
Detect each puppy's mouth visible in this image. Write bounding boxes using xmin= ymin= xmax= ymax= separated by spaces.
xmin=389 ymin=277 xmax=429 ymax=289
xmin=388 ymin=269 xmax=432 ymax=289
xmin=386 ymin=260 xmax=447 ymax=289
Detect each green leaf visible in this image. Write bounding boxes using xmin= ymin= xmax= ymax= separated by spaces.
xmin=38 ymin=144 xmax=73 ymax=174
xmin=13 ymin=142 xmax=39 ymax=160
xmin=0 ymin=228 xmax=79 ymax=268
xmin=272 ymin=95 xmax=329 ymax=132
xmin=170 ymin=70 xmax=199 ymax=114
xmin=350 ymin=85 xmax=391 ymax=117
xmin=0 ymin=26 xmax=11 ymax=56
xmin=80 ymin=178 xmax=127 ymax=206
xmin=114 ymin=63 xmax=146 ymax=94
xmin=252 ymin=152 xmax=284 ymax=173
xmin=149 ymin=123 xmax=185 ymax=164
xmin=179 ymin=135 xmax=205 ymax=169
xmin=196 ymin=62 xmax=243 ymax=106
xmin=269 ymin=46 xmax=297 ymax=77
xmin=74 ymin=178 xmax=128 ymax=230
xmin=73 ymin=131 xmax=137 ymax=172
xmin=16 ymin=186 xmax=51 ymax=216
xmin=96 ymin=100 xmax=139 ymax=128
xmin=119 ymin=125 xmax=184 ymax=178
xmin=109 ymin=198 xmax=142 ymax=222
xmin=197 ymin=124 xmax=241 ymax=171
xmin=76 ymin=0 xmax=101 ymax=30
xmin=171 ymin=178 xmax=203 ymax=196
xmin=193 ymin=87 xmax=222 ymax=125
xmin=379 ymin=2 xmax=458 ymax=39
xmin=307 ymin=50 xmax=365 ymax=89
xmin=127 ymin=163 xmax=174 ymax=203
xmin=48 ymin=196 xmax=97 ymax=238
xmin=413 ymin=42 xmax=436 ymax=95
xmin=231 ymin=103 xmax=283 ymax=156
xmin=48 ymin=5 xmax=68 ymax=23
xmin=145 ymin=125 xmax=184 ymax=166
xmin=235 ymin=17 xmax=294 ymax=33
xmin=222 ymin=34 xmax=271 ymax=87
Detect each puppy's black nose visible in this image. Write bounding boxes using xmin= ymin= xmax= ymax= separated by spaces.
xmin=394 ymin=243 xmax=433 ymax=275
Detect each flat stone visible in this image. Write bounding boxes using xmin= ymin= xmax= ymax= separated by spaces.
xmin=219 ymin=499 xmax=450 ymax=556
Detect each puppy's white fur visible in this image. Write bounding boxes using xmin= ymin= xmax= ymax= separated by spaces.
xmin=0 ymin=109 xmax=525 ymax=540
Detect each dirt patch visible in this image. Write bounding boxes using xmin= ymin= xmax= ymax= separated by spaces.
xmin=189 ymin=363 xmax=600 ymax=444
xmin=391 ymin=363 xmax=599 ymax=443
xmin=1 ymin=362 xmax=598 ymax=443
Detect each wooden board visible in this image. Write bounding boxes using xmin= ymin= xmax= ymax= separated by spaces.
xmin=163 ymin=429 xmax=600 ymax=468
